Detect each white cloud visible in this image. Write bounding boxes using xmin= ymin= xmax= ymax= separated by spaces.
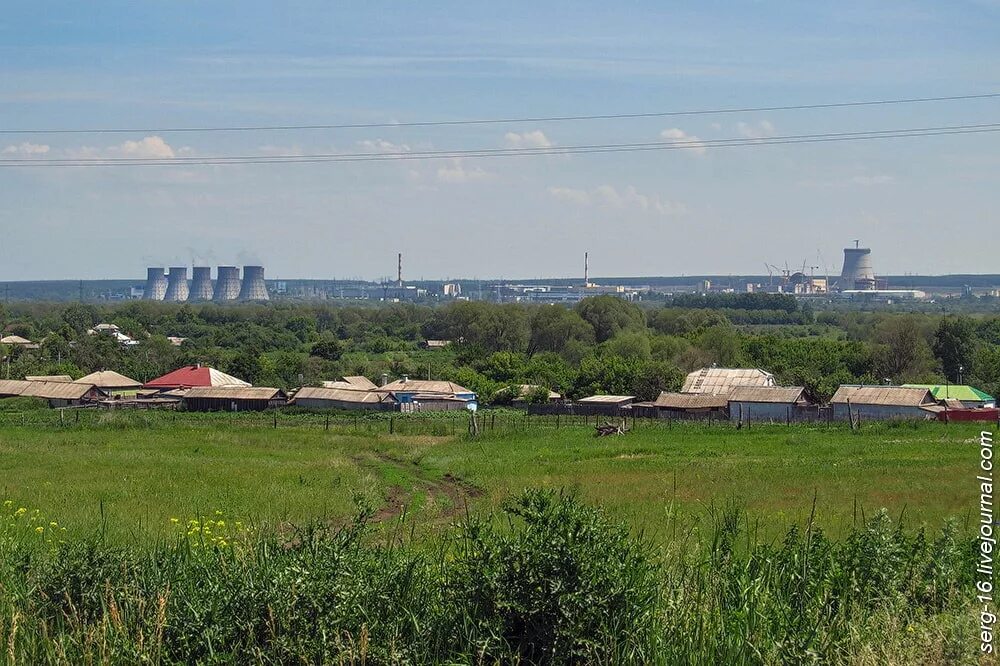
xmin=548 ymin=184 xmax=684 ymax=215
xmin=503 ymin=130 xmax=553 ymax=149
xmin=110 ymin=136 xmax=177 ymax=159
xmin=659 ymin=128 xmax=706 ymax=155
xmin=2 ymin=142 xmax=50 ymax=156
xmin=436 ymin=159 xmax=491 ymax=183
xmin=737 ymin=120 xmax=775 ymax=139
xmin=357 ymin=138 xmax=411 ymax=153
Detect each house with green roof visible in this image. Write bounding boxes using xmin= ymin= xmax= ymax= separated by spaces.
xmin=902 ymin=384 xmax=995 ymax=409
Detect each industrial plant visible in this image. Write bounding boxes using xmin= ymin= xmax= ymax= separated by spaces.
xmin=142 ymin=265 xmax=270 ymax=302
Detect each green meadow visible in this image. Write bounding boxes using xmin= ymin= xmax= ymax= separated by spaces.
xmin=0 ymin=411 xmax=982 ymax=541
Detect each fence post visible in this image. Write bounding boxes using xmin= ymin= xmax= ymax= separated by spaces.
xmin=273 ymin=411 xmax=277 ymax=429
xmin=325 ymin=415 xmax=330 ymax=431
xmin=390 ymin=416 xmax=395 ymax=435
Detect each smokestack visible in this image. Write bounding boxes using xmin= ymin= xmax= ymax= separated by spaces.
xmin=397 ymin=252 xmax=403 ymax=287
xmin=163 ymin=267 xmax=189 ymax=302
xmin=840 ymin=245 xmax=875 ymax=291
xmin=143 ymin=267 xmax=168 ymax=301
xmin=213 ymin=266 xmax=241 ymax=301
xmin=584 ymin=252 xmax=589 ymax=286
xmin=238 ymin=265 xmax=269 ymax=301
xmin=189 ymin=266 xmax=214 ymax=301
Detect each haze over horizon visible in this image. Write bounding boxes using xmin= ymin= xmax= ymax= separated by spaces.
xmin=2 ymin=2 xmax=999 ymax=281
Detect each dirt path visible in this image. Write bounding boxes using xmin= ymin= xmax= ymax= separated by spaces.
xmin=359 ymin=451 xmax=483 ymax=522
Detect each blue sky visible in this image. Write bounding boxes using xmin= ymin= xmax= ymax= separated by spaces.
xmin=2 ymin=1 xmax=998 ymax=280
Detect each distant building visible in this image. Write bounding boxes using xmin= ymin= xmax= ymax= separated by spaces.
xmin=633 ymin=392 xmax=727 ymax=419
xmin=728 ymin=386 xmax=808 ymax=424
xmin=682 ymin=368 xmax=776 ymax=395
xmin=145 ymin=364 xmax=250 ymax=391
xmin=292 ymin=386 xmax=398 ymax=411
xmin=830 ymin=386 xmax=940 ymax=421
xmin=183 ymin=386 xmax=287 ymax=412
xmin=0 ymin=380 xmax=103 ymax=407
xmin=902 ymin=384 xmax=995 ymax=409
xmin=75 ymin=370 xmax=143 ymax=396
xmin=574 ymin=394 xmax=635 ymax=416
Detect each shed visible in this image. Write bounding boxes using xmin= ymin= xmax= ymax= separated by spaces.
xmin=830 ymin=386 xmax=938 ymax=421
xmin=321 ymin=376 xmax=379 ymax=391
xmin=292 ymin=386 xmax=398 ymax=411
xmin=0 ymin=380 xmax=102 ymax=407
xmin=635 ymin=392 xmax=728 ymax=419
xmin=182 ymin=386 xmax=287 ymax=412
xmin=682 ymin=367 xmax=776 ymax=395
xmin=379 ymin=378 xmax=477 ymax=409
xmin=902 ymin=384 xmax=995 ymax=409
xmin=728 ymin=386 xmax=807 ymax=423
xmin=75 ymin=370 xmax=143 ymax=396
xmin=574 ymin=394 xmax=635 ymax=416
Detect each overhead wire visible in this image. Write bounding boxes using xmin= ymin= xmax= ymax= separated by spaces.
xmin=2 ymin=122 xmax=999 ymax=168
xmin=0 ymin=92 xmax=998 ymax=135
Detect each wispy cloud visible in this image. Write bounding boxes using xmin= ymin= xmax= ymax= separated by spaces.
xmin=436 ymin=159 xmax=492 ymax=183
xmin=67 ymin=135 xmax=188 ymax=159
xmin=2 ymin=142 xmax=50 ymax=156
xmin=659 ymin=128 xmax=706 ymax=156
xmin=548 ymin=184 xmax=684 ymax=215
xmin=357 ymin=138 xmax=411 ymax=153
xmin=503 ymin=130 xmax=553 ymax=149
xmin=736 ymin=120 xmax=775 ymax=139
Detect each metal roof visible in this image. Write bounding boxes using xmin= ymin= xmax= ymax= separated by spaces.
xmin=728 ymin=386 xmax=806 ymax=404
xmin=682 ymin=368 xmax=775 ymax=394
xmin=577 ymin=394 xmax=635 ymax=404
xmin=1 ymin=335 xmax=34 ymax=345
xmin=342 ymin=375 xmax=378 ymax=390
xmin=902 ymin=384 xmax=995 ymax=403
xmin=74 ymin=370 xmax=142 ymax=389
xmin=379 ymin=379 xmax=474 ymax=395
xmin=145 ymin=365 xmax=250 ymax=389
xmin=25 ymin=375 xmax=73 ymax=383
xmin=830 ymin=385 xmax=934 ymax=406
xmin=183 ymin=386 xmax=286 ymax=400
xmin=652 ymin=392 xmax=728 ymax=409
xmin=0 ymin=380 xmax=96 ymax=400
xmin=292 ymin=387 xmax=393 ymax=404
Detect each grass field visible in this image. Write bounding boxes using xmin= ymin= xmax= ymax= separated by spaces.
xmin=0 ymin=410 xmax=985 ymax=541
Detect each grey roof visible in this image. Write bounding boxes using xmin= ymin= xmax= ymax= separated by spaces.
xmin=830 ymin=385 xmax=935 ymax=407
xmin=577 ymin=394 xmax=635 ymax=404
xmin=728 ymin=386 xmax=806 ymax=404
xmin=379 ymin=379 xmax=474 ymax=395
xmin=25 ymin=375 xmax=73 ymax=383
xmin=74 ymin=370 xmax=143 ymax=389
xmin=293 ymin=387 xmax=394 ymax=404
xmin=652 ymin=392 xmax=728 ymax=409
xmin=0 ymin=380 xmax=96 ymax=400
xmin=682 ymin=368 xmax=776 ymax=395
xmin=183 ymin=386 xmax=286 ymax=400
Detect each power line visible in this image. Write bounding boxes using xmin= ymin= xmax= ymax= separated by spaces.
xmin=2 ymin=122 xmax=998 ymax=168
xmin=1 ymin=92 xmax=998 ymax=136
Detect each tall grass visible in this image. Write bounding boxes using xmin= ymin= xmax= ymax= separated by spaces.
xmin=0 ymin=491 xmax=977 ymax=664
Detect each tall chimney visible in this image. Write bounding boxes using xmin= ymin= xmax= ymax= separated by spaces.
xmin=397 ymin=252 xmax=403 ymax=287
xmin=214 ymin=266 xmax=241 ymax=301
xmin=584 ymin=252 xmax=589 ymax=286
xmin=163 ymin=267 xmax=189 ymax=302
xmin=238 ymin=265 xmax=269 ymax=301
xmin=143 ymin=267 xmax=168 ymax=301
xmin=189 ymin=266 xmax=214 ymax=301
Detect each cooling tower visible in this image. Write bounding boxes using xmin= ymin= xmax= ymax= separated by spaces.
xmin=238 ymin=265 xmax=269 ymax=301
xmin=143 ymin=267 xmax=168 ymax=301
xmin=189 ymin=266 xmax=214 ymax=301
xmin=840 ymin=247 xmax=875 ymax=290
xmin=163 ymin=267 xmax=190 ymax=302
xmin=213 ymin=266 xmax=241 ymax=301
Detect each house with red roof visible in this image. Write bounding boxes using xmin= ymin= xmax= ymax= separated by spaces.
xmin=144 ymin=364 xmax=250 ymax=390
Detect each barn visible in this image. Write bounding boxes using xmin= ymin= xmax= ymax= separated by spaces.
xmin=182 ymin=386 xmax=287 ymax=412
xmin=830 ymin=386 xmax=940 ymax=421
xmin=728 ymin=386 xmax=808 ymax=424
xmin=291 ymin=386 xmax=398 ymax=411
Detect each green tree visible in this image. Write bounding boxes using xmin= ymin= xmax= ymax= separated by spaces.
xmin=527 ymin=306 xmax=594 ymax=355
xmin=932 ymin=316 xmax=976 ymax=382
xmin=575 ymin=296 xmax=645 ymax=343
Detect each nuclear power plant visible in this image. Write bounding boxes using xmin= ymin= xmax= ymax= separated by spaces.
xmin=840 ymin=241 xmax=876 ymax=290
xmin=143 ymin=267 xmax=168 ymax=301
xmin=188 ymin=267 xmax=214 ymax=301
xmin=142 ymin=265 xmax=269 ymax=302
xmin=213 ymin=266 xmax=242 ymax=301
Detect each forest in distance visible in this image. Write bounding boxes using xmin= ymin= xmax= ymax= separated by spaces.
xmin=1 ymin=293 xmax=999 ymax=404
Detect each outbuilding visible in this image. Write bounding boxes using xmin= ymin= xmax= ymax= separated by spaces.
xmin=75 ymin=370 xmax=143 ymax=397
xmin=728 ymin=386 xmax=808 ymax=424
xmin=634 ymin=392 xmax=728 ymax=419
xmin=902 ymin=384 xmax=995 ymax=409
xmin=574 ymin=394 xmax=635 ymax=416
xmin=830 ymin=386 xmax=939 ymax=421
xmin=182 ymin=386 xmax=287 ymax=412
xmin=0 ymin=380 xmax=103 ymax=407
xmin=292 ymin=386 xmax=398 ymax=411
xmin=682 ymin=367 xmax=776 ymax=395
